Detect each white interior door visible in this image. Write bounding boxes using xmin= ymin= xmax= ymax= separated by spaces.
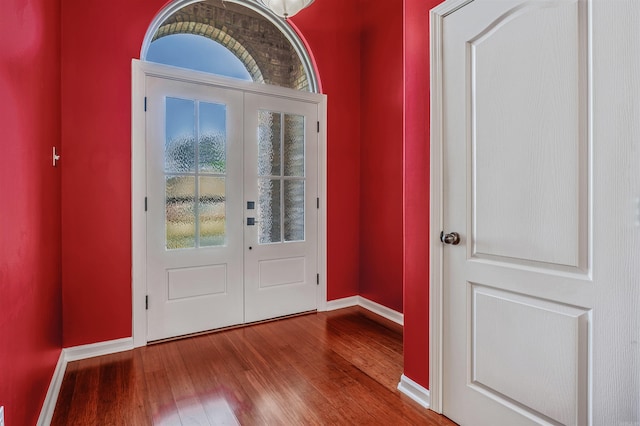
xmin=145 ymin=75 xmax=320 ymax=341
xmin=146 ymin=76 xmax=244 ymax=341
xmin=243 ymin=93 xmax=319 ymax=323
xmin=436 ymin=0 xmax=639 ymax=425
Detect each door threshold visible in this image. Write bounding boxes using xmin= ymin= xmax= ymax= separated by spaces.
xmin=147 ymin=310 xmax=318 ymax=345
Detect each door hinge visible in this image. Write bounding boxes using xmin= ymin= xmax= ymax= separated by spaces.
xmin=317 ymin=197 xmax=320 ymax=209
xmin=145 ymin=295 xmax=149 ymax=310
xmin=316 ymin=273 xmax=320 ymax=285
xmin=144 ymin=197 xmax=148 ymax=212
xmin=144 ymin=96 xmax=147 ymax=112
xmin=317 ymin=121 xmax=320 ymax=133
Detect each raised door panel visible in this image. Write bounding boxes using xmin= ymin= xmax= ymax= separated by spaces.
xmin=471 ymin=285 xmax=589 ymax=425
xmin=469 ymin=1 xmax=589 ymax=270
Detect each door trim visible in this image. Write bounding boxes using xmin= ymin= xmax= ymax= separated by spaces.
xmin=428 ymin=0 xmax=473 ymax=414
xmin=131 ymin=59 xmax=328 ymax=348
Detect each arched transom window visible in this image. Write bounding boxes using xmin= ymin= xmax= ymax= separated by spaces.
xmin=142 ymin=0 xmax=318 ymax=92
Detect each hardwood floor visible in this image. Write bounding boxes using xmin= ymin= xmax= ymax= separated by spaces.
xmin=51 ymin=307 xmax=457 ymax=425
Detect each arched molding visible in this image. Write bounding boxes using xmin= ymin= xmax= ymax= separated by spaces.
xmin=140 ymin=0 xmax=319 ymax=93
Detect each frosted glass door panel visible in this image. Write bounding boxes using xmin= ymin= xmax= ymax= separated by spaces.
xmin=166 ymin=176 xmax=196 ymax=249
xmin=258 ymin=111 xmax=281 ymax=176
xmin=284 ymin=180 xmax=304 ymax=242
xmin=164 ymin=98 xmax=229 ymax=249
xmin=284 ymin=114 xmax=305 ymax=177
xmin=199 ymin=102 xmax=227 ymax=173
xmin=259 ymin=179 xmax=281 ymax=244
xmin=199 ymin=176 xmax=226 ymax=247
xmin=257 ymin=109 xmax=306 ymax=245
xmin=165 ymin=97 xmax=195 ymax=173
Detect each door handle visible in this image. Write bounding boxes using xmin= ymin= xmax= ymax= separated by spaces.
xmin=440 ymin=231 xmax=460 ymax=245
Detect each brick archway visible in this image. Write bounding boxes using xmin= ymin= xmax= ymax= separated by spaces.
xmin=147 ymin=0 xmax=311 ymax=91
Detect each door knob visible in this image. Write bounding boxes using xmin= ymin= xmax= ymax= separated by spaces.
xmin=440 ymin=231 xmax=460 ymax=245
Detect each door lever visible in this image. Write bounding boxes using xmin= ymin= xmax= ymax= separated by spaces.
xmin=440 ymin=231 xmax=460 ymax=245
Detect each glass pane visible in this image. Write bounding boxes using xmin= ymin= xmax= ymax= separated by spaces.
xmin=199 ymin=102 xmax=227 ymax=173
xmin=284 ymin=180 xmax=304 ymax=242
xmin=199 ymin=177 xmax=226 ymax=247
xmin=147 ymin=34 xmax=252 ymax=81
xmin=166 ymin=176 xmax=196 ymax=249
xmin=165 ymin=98 xmax=195 ymax=173
xmin=258 ymin=111 xmax=281 ymax=176
xmin=284 ymin=114 xmax=304 ymax=177
xmin=147 ymin=2 xmax=312 ymax=92
xmin=259 ymin=179 xmax=281 ymax=244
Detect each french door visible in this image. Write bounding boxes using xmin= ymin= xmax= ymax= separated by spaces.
xmin=145 ymin=76 xmax=319 ymax=341
xmin=243 ymin=93 xmax=319 ymax=323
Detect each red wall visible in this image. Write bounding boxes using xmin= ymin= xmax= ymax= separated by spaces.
xmin=0 ymin=0 xmax=63 ymax=424
xmin=60 ymin=0 xmax=157 ymax=347
xmin=60 ymin=0 xmax=435 ymax=395
xmin=358 ymin=0 xmax=405 ymax=312
xmin=0 ymin=0 xmax=436 ymax=419
xmin=60 ymin=0 xmax=363 ymax=346
xmin=402 ymin=0 xmax=442 ymax=389
xmin=292 ymin=1 xmax=362 ymax=301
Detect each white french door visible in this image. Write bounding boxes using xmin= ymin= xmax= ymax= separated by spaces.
xmin=243 ymin=93 xmax=319 ymax=323
xmin=146 ymin=77 xmax=244 ymax=341
xmin=145 ymin=75 xmax=319 ymax=341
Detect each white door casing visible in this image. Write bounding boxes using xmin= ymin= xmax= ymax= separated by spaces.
xmin=431 ymin=0 xmax=639 ymax=425
xmin=132 ymin=60 xmax=328 ymax=346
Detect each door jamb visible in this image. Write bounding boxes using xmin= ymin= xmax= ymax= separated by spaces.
xmin=429 ymin=0 xmax=474 ymax=414
xmin=131 ymin=59 xmax=328 ymax=348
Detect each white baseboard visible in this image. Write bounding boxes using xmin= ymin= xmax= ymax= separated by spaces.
xmin=37 ymin=337 xmax=134 ymax=425
xmin=37 ymin=351 xmax=66 ymax=426
xmin=64 ymin=337 xmax=133 ymax=362
xmin=398 ymin=374 xmax=430 ymax=409
xmin=358 ymin=297 xmax=404 ymax=326
xmin=323 ymin=296 xmax=404 ymax=326
xmin=324 ymin=296 xmax=360 ymax=311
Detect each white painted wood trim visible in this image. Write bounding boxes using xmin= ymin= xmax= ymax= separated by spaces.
xmin=36 ymin=351 xmax=66 ymax=426
xmin=324 ymin=296 xmax=360 ymax=311
xmin=38 ymin=338 xmax=134 ymax=425
xmin=316 ymin=100 xmax=328 ymax=313
xmin=133 ymin=60 xmax=322 ymax=102
xmin=428 ymin=0 xmax=482 ymax=416
xmin=398 ymin=374 xmax=431 ymax=409
xmin=132 ymin=60 xmax=147 ymax=349
xmin=323 ymin=296 xmax=404 ymax=326
xmin=428 ymin=0 xmax=468 ymax=415
xmin=358 ymin=297 xmax=404 ymax=326
xmin=131 ymin=59 xmax=328 ymax=347
xmin=64 ymin=337 xmax=134 ymax=363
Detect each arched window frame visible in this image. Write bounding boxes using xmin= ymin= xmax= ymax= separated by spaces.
xmin=140 ymin=0 xmax=320 ymax=93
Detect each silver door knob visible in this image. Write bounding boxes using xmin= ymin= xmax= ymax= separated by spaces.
xmin=440 ymin=231 xmax=460 ymax=245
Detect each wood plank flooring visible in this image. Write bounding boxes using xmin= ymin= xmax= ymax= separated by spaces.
xmin=51 ymin=307 xmax=457 ymax=425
